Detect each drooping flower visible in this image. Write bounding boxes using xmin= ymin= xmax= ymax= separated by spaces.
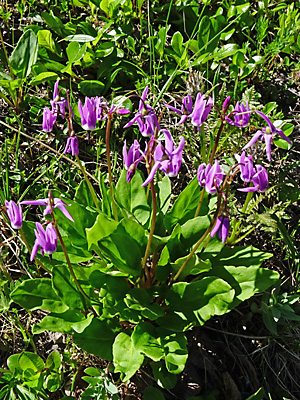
xmin=211 ymin=213 xmax=230 ymax=244
xmin=197 ymin=161 xmax=224 ymax=194
xmin=124 ymin=86 xmax=160 ymax=137
xmin=142 ymin=130 xmax=185 ymax=186
xmin=50 ymin=79 xmax=71 ymax=118
xmin=243 ymin=111 xmax=292 ymax=162
xmin=21 ymin=198 xmax=74 ymax=222
xmin=42 ymin=107 xmax=57 ymax=132
xmin=167 ymin=94 xmax=193 ymax=124
xmin=238 ymin=164 xmax=269 ymax=193
xmin=189 ymin=93 xmax=213 ymax=127
xmin=30 ymin=222 xmax=57 ymax=261
xmin=123 ymin=139 xmax=144 ymax=182
xmin=78 ymin=97 xmax=98 ymax=131
xmin=225 ymin=101 xmax=250 ymax=128
xmin=64 ymin=136 xmax=79 ymax=157
xmin=235 ymin=151 xmax=255 ymax=183
xmin=5 ymin=200 xmax=23 ymax=229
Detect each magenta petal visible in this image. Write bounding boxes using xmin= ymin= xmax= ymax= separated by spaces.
xmin=243 ymin=131 xmax=263 ymax=150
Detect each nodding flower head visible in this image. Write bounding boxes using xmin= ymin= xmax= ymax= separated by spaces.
xmin=64 ymin=135 xmax=79 ymax=157
xmin=5 ymin=200 xmax=23 ymax=229
xmin=211 ymin=212 xmax=230 ymax=244
xmin=42 ymin=107 xmax=57 ymax=132
xmin=123 ymin=139 xmax=145 ymax=182
xmin=30 ymin=222 xmax=57 ymax=261
xmin=243 ymin=111 xmax=292 ymax=162
xmin=142 ymin=130 xmax=185 ymax=186
xmin=225 ymin=101 xmax=250 ymax=128
xmin=197 ymin=161 xmax=224 ymax=194
xmin=238 ymin=164 xmax=269 ymax=193
xmin=235 ymin=151 xmax=255 ymax=183
xmin=78 ymin=97 xmax=98 ymax=131
xmin=124 ymin=86 xmax=160 ymax=137
xmin=189 ymin=93 xmax=213 ymax=127
xmin=167 ymin=94 xmax=193 ymax=124
xmin=50 ymin=79 xmax=71 ymax=118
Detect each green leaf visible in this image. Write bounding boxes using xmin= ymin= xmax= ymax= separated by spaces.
xmin=157 ymin=176 xmax=171 ymax=215
xmin=113 ymin=332 xmax=144 ymax=380
xmin=180 ymin=215 xmax=211 ymax=249
xmin=33 ymin=311 xmax=93 ymax=334
xmin=151 ymin=361 xmax=177 ymax=389
xmin=167 ymin=277 xmax=235 ymax=326
xmin=95 ymin=41 xmax=115 ymax=57
xmin=66 ymin=42 xmax=86 ymax=64
xmin=171 ymin=254 xmax=211 ymax=279
xmin=53 ymin=197 xmax=97 ymax=248
xmin=144 ymin=387 xmax=166 ymax=400
xmin=74 ymin=179 xmax=101 ymax=209
xmin=212 ymin=44 xmax=239 ymax=61
xmin=52 ymin=265 xmax=85 ymax=310
xmin=115 ymin=169 xmax=150 ymax=226
xmin=159 ymin=331 xmax=188 ymax=374
xmin=98 ymin=233 xmax=143 ymax=276
xmin=165 ymin=177 xmax=207 ymax=232
xmin=10 ymin=29 xmax=38 ymax=78
xmin=124 ymin=288 xmax=164 ymax=320
xmin=11 ymin=278 xmax=68 ymax=313
xmin=211 ymin=245 xmax=272 ymax=268
xmin=37 ymin=30 xmax=57 ymax=53
xmin=18 ymin=352 xmax=44 ymax=374
xmin=132 ymin=322 xmax=164 ymax=362
xmin=45 ymin=351 xmax=61 ymax=371
xmin=29 ymin=71 xmax=58 ymax=85
xmin=86 ymin=213 xmax=118 ymax=251
xmin=171 ymin=32 xmax=183 ymax=56
xmin=74 ymin=318 xmax=121 ymax=360
xmin=78 ymin=80 xmax=105 ymax=96
xmin=64 ymin=34 xmax=96 ymax=42
xmin=211 ymin=265 xmax=280 ymax=308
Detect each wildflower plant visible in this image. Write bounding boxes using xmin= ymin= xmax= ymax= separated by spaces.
xmin=2 ymin=82 xmax=293 ymax=390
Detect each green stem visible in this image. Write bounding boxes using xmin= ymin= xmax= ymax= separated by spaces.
xmin=75 ymin=154 xmax=100 ymax=212
xmin=194 ymin=188 xmax=205 ymax=218
xmin=208 ymin=117 xmax=224 ymax=164
xmin=0 ymin=28 xmax=14 ymax=79
xmin=105 ymin=115 xmax=118 ymax=221
xmin=142 ymin=180 xmax=157 ymax=285
xmin=171 ymin=194 xmax=222 ymax=283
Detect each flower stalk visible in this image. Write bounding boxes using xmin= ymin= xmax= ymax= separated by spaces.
xmin=106 ymin=114 xmax=118 ymax=221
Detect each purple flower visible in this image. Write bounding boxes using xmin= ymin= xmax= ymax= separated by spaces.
xmin=167 ymin=94 xmax=193 ymax=124
xmin=21 ymin=198 xmax=74 ymax=222
xmin=30 ymin=222 xmax=57 ymax=261
xmin=238 ymin=164 xmax=269 ymax=193
xmin=211 ymin=213 xmax=230 ymax=244
xmin=5 ymin=200 xmax=23 ymax=229
xmin=222 ymin=96 xmax=231 ymax=113
xmin=123 ymin=139 xmax=144 ymax=182
xmin=64 ymin=136 xmax=79 ymax=157
xmin=189 ymin=93 xmax=213 ymax=127
xmin=243 ymin=111 xmax=292 ymax=162
xmin=225 ymin=101 xmax=250 ymax=128
xmin=235 ymin=151 xmax=255 ymax=183
xmin=78 ymin=97 xmax=98 ymax=131
xmin=50 ymin=79 xmax=70 ymax=118
xmin=142 ymin=130 xmax=185 ymax=186
xmin=42 ymin=107 xmax=57 ymax=132
xmin=197 ymin=161 xmax=224 ymax=194
xmin=124 ymin=86 xmax=160 ymax=137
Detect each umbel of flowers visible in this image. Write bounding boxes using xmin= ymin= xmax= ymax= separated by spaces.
xmin=4 ymin=81 xmax=292 ymax=260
